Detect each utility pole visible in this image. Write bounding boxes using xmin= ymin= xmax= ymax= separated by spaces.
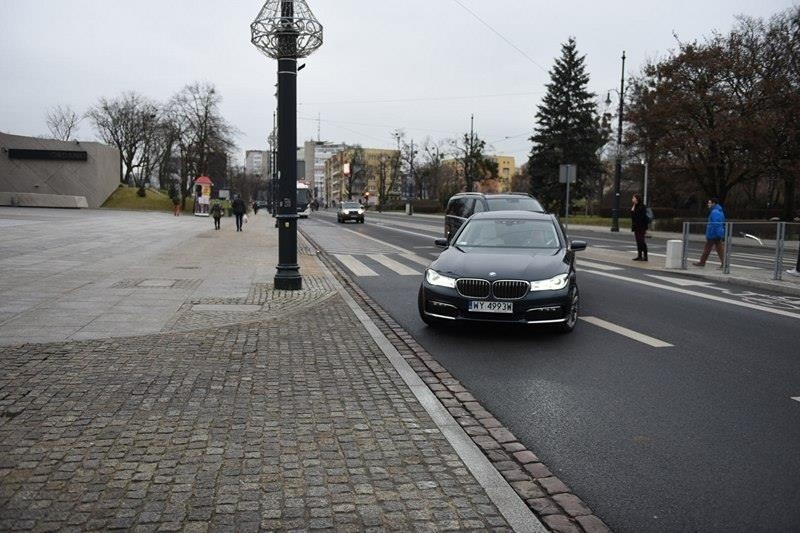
xmin=468 ymin=114 xmax=475 ymax=192
xmin=610 ymin=51 xmax=626 ymax=232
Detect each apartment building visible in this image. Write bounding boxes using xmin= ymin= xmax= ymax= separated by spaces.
xmin=325 ymin=147 xmax=400 ymax=205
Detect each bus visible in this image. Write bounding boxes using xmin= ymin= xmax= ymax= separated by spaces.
xmin=297 ymin=182 xmax=311 ymax=218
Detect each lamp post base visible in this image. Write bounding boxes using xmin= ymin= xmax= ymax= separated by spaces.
xmin=274 ymin=268 xmax=302 ymax=290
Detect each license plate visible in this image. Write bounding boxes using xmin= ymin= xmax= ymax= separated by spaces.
xmin=468 ymin=300 xmax=513 ymax=313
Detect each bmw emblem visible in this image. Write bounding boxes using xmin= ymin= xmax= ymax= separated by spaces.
xmin=488 ymin=272 xmax=497 ymax=277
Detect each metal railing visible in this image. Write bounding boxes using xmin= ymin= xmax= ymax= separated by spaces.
xmin=681 ymin=221 xmax=800 ymax=280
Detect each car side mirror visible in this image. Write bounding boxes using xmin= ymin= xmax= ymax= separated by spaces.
xmin=570 ymin=240 xmax=587 ymax=251
xmin=434 ymin=238 xmax=449 ymax=248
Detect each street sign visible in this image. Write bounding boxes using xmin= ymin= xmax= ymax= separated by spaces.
xmin=559 ymin=164 xmax=577 ymax=184
xmin=559 ymin=164 xmax=577 ymax=232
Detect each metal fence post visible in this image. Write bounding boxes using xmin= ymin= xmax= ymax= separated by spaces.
xmin=681 ymin=221 xmax=689 ymax=270
xmin=723 ymin=222 xmax=732 ymax=274
xmin=775 ymin=221 xmax=786 ymax=280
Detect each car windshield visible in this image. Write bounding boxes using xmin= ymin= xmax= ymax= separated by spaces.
xmin=485 ymin=197 xmax=544 ymax=212
xmin=341 ymin=202 xmax=361 ymax=209
xmin=455 ymin=219 xmax=560 ymax=249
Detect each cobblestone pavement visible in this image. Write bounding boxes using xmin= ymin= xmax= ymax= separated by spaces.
xmin=0 ymin=209 xmax=617 ymax=532
xmin=0 ymin=295 xmax=513 ymax=531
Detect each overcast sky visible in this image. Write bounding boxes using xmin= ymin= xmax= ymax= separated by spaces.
xmin=1 ymin=0 xmax=795 ymax=166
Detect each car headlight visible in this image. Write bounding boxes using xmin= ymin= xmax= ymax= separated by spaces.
xmin=357 ymin=209 xmax=364 ymax=214
xmin=425 ymin=269 xmax=456 ymax=288
xmin=529 ymin=273 xmax=569 ymax=291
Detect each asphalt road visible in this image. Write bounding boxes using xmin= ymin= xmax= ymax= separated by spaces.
xmin=300 ymin=210 xmax=800 ymax=533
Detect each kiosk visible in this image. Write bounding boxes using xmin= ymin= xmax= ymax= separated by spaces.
xmin=193 ymin=176 xmax=213 ymax=216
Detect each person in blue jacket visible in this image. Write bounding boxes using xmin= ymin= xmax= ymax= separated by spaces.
xmin=694 ymin=197 xmax=726 ymax=267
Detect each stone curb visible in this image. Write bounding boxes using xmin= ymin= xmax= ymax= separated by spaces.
xmin=301 ymin=229 xmax=612 ymax=533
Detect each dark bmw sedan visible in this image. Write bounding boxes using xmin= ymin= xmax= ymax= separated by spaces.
xmin=418 ymin=211 xmax=586 ymax=332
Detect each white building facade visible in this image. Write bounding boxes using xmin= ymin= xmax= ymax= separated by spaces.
xmin=245 ymin=150 xmax=267 ymax=177
xmin=304 ymin=141 xmax=346 ymax=204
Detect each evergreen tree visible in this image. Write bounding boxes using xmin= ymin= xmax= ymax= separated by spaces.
xmin=528 ymin=38 xmax=607 ymax=215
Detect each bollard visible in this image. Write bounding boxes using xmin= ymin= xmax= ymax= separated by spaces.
xmin=665 ymin=239 xmax=683 ymax=268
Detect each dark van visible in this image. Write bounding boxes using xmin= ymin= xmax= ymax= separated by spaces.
xmin=444 ymin=192 xmax=545 ymax=239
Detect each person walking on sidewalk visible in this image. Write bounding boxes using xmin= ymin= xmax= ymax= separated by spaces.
xmin=231 ymin=194 xmax=246 ymax=232
xmin=631 ymin=193 xmax=649 ymax=261
xmin=788 ymin=234 xmax=800 ymax=276
xmin=694 ymin=197 xmax=726 ymax=268
xmin=210 ymin=202 xmax=222 ymax=230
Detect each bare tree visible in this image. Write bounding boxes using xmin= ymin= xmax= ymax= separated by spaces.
xmin=376 ymin=151 xmax=397 ymax=211
xmin=449 ymin=130 xmax=497 ymax=193
xmin=169 ymin=82 xmax=236 ymax=206
xmin=417 ymin=137 xmax=444 ymax=200
xmin=344 ymin=145 xmax=367 ymax=200
xmin=399 ymin=139 xmax=420 ymax=199
xmin=87 ymin=92 xmax=159 ymax=186
xmin=45 ymin=105 xmax=81 ymax=141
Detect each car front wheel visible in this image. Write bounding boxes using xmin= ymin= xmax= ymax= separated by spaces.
xmin=556 ymin=285 xmax=579 ymax=333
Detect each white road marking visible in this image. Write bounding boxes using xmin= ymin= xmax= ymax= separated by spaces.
xmin=401 ymin=252 xmax=435 ymax=267
xmin=371 ymin=254 xmax=421 ymax=275
xmin=371 ymin=222 xmax=441 ymax=240
xmin=647 ymin=275 xmax=715 ymax=287
xmin=327 ymin=222 xmax=438 ymax=264
xmin=580 ymin=316 xmax=673 ymax=348
xmin=576 ymin=260 xmax=623 ymax=271
xmin=792 ymin=397 xmax=800 ymax=403
xmin=581 ymin=268 xmax=800 ymax=320
xmin=333 ymin=254 xmax=378 ymax=277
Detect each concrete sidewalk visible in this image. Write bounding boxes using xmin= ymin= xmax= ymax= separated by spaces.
xmin=0 ymin=208 xmax=608 ymax=532
xmin=565 ymin=224 xmax=800 ymax=297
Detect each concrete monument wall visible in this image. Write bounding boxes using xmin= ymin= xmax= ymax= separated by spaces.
xmin=0 ymin=132 xmax=120 ymax=208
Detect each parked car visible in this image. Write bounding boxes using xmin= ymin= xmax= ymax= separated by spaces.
xmin=444 ymin=192 xmax=545 ymax=239
xmin=418 ymin=210 xmax=586 ymax=332
xmin=337 ymin=201 xmax=365 ymax=223
xmin=253 ymin=200 xmax=269 ymax=213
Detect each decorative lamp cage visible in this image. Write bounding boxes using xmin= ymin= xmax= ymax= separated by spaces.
xmin=251 ymin=0 xmax=323 ymax=59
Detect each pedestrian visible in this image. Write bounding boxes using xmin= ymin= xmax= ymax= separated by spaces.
xmin=630 ymin=193 xmax=649 ymax=261
xmin=693 ymin=197 xmax=726 ymax=268
xmin=172 ymin=195 xmax=181 ymax=216
xmin=788 ymin=232 xmax=800 ymax=276
xmin=210 ymin=202 xmax=222 ymax=230
xmin=231 ymin=194 xmax=246 ymax=232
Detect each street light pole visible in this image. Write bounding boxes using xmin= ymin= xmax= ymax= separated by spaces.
xmin=610 ymin=51 xmax=626 ymax=232
xmin=251 ymin=0 xmax=322 ymax=290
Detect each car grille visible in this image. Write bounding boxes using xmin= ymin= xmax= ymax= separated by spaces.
xmin=455 ymin=278 xmax=529 ymax=299
xmin=456 ymin=278 xmax=491 ymax=298
xmin=491 ymin=280 xmax=529 ymax=300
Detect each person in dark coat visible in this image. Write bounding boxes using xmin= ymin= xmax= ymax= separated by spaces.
xmin=630 ymin=193 xmax=649 ymax=261
xmin=231 ymin=195 xmax=246 ymax=232
xmin=210 ymin=203 xmax=222 ymax=230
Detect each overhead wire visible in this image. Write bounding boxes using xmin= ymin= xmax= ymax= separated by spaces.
xmin=452 ymin=0 xmax=549 ymax=75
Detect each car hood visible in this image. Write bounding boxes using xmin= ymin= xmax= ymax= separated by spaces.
xmin=430 ymin=247 xmax=570 ymax=280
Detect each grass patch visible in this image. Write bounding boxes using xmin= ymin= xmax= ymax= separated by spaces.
xmin=101 ymin=186 xmax=194 ymax=212
xmin=564 ymin=214 xmax=630 ymax=229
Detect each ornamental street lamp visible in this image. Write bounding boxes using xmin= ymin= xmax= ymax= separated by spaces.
xmin=251 ymin=0 xmax=323 ymax=290
xmin=609 ymin=51 xmax=626 ymax=233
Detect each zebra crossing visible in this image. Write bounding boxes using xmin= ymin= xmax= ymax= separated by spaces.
xmin=332 ymin=252 xmax=429 ymax=277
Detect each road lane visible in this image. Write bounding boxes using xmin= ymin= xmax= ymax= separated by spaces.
xmin=301 ymin=212 xmax=800 ymax=532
